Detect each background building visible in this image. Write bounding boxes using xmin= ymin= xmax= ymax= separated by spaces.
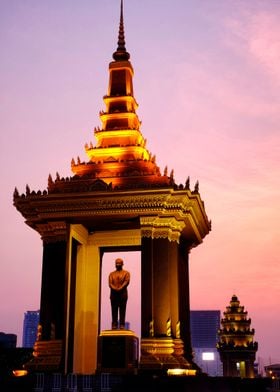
xmin=0 ymin=332 xmax=33 ymax=378
xmin=22 ymin=310 xmax=39 ymax=348
xmin=0 ymin=332 xmax=17 ymax=349
xmin=190 ymin=310 xmax=222 ymax=376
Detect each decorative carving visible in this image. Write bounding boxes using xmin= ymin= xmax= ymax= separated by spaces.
xmin=185 ymin=176 xmax=190 ymax=190
xmin=166 ymin=318 xmax=171 ymax=337
xmin=48 ymin=175 xmax=53 ymax=188
xmin=173 ymin=338 xmax=185 ymax=357
xmin=13 ymin=187 xmax=19 ymax=198
xmin=176 ymin=321 xmax=181 ymax=339
xmin=140 ymin=216 xmax=185 ymax=243
xmin=149 ymin=320 xmax=154 ymax=337
xmin=36 ymin=221 xmax=67 ymax=242
xmin=89 ymin=179 xmax=112 ymax=191
xmin=36 ymin=324 xmax=42 ymax=342
xmin=25 ymin=339 xmax=63 ymax=371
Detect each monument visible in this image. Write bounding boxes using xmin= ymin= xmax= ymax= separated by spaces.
xmin=108 ymin=258 xmax=130 ymax=330
xmin=13 ymin=1 xmax=211 ymax=374
xmin=217 ymin=295 xmax=258 ymax=378
xmin=96 ymin=258 xmax=138 ymax=374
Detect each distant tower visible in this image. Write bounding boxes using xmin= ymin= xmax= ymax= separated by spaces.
xmin=190 ymin=310 xmax=222 ymax=376
xmin=22 ymin=310 xmax=40 ymax=348
xmin=217 ymin=295 xmax=258 ymax=378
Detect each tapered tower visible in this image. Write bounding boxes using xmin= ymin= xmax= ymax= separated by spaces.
xmin=13 ymin=1 xmax=211 ymax=374
xmin=217 ymin=295 xmax=258 ymax=378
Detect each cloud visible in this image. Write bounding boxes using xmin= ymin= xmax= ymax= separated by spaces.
xmin=225 ymin=10 xmax=280 ymax=85
xmin=248 ymin=12 xmax=280 ymax=82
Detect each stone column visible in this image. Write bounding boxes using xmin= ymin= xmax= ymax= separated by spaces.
xmin=40 ymin=240 xmax=67 ymax=340
xmin=139 ymin=217 xmax=193 ymax=371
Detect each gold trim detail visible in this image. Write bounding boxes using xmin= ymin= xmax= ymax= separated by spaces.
xmin=140 ymin=216 xmax=185 ymax=243
xmin=36 ymin=221 xmax=67 ymax=242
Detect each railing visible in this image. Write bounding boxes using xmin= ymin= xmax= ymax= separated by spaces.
xmin=272 ymin=378 xmax=280 ymax=392
xmin=32 ymin=372 xmax=121 ymax=392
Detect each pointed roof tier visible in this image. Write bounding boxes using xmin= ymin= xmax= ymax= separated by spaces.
xmin=48 ymin=1 xmax=170 ymax=193
xmin=217 ymin=294 xmax=258 ymax=355
xmin=217 ymin=295 xmax=258 ymax=377
xmin=112 ymin=0 xmax=130 ymax=61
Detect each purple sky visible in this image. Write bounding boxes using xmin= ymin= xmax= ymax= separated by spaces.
xmin=1 ymin=0 xmax=280 ymax=368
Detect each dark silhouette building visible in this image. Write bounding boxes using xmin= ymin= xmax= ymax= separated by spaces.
xmin=0 ymin=332 xmax=17 ymax=349
xmin=22 ymin=310 xmax=40 ymax=348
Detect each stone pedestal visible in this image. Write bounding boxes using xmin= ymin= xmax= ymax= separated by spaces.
xmin=23 ymin=339 xmax=63 ymax=372
xmin=139 ymin=337 xmax=194 ymax=372
xmin=97 ymin=330 xmax=139 ymax=374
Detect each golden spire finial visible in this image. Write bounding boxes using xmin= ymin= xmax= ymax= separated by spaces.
xmin=113 ymin=0 xmax=130 ymax=61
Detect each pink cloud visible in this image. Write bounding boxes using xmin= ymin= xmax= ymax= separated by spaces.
xmin=225 ymin=10 xmax=280 ymax=85
xmin=248 ymin=12 xmax=280 ymax=82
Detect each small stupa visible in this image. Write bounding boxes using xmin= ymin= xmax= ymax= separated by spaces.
xmin=217 ymin=295 xmax=258 ymax=378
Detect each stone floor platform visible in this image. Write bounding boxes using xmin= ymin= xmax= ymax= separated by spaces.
xmin=0 ymin=372 xmax=273 ymax=391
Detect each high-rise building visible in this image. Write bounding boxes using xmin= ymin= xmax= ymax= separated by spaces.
xmin=22 ymin=310 xmax=40 ymax=348
xmin=190 ymin=310 xmax=222 ymax=376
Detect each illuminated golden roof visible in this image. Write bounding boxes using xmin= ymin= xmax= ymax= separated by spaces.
xmin=67 ymin=0 xmax=171 ymax=191
xmin=13 ymin=1 xmax=211 ymax=247
xmin=217 ymin=295 xmax=258 ymax=352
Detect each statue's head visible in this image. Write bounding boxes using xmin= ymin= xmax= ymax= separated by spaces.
xmin=115 ymin=258 xmax=124 ymax=270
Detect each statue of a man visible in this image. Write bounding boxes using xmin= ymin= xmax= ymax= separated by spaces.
xmin=108 ymin=258 xmax=130 ymax=329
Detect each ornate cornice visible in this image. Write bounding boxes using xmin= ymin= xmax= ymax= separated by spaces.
xmin=140 ymin=216 xmax=185 ymax=243
xmin=14 ymin=187 xmax=211 ymax=246
xmin=36 ymin=221 xmax=67 ymax=243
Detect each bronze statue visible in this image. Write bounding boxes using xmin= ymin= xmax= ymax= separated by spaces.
xmin=108 ymin=258 xmax=130 ymax=329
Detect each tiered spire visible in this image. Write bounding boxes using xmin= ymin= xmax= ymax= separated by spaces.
xmin=67 ymin=0 xmax=172 ymax=190
xmin=45 ymin=1 xmax=194 ymax=194
xmin=217 ymin=295 xmax=258 ymax=378
xmin=113 ymin=0 xmax=130 ymax=61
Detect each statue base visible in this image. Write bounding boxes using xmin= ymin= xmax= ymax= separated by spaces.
xmin=23 ymin=339 xmax=63 ymax=372
xmin=96 ymin=330 xmax=139 ymax=374
xmin=139 ymin=337 xmax=195 ymax=373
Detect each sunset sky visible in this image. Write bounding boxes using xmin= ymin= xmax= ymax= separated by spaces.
xmin=1 ymin=0 xmax=279 ymax=368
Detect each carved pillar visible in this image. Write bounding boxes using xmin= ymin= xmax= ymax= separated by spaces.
xmin=141 ymin=236 xmax=153 ymax=338
xmin=139 ymin=217 xmax=193 ymax=370
xmin=177 ymin=242 xmax=193 ymax=363
xmin=24 ymin=222 xmax=68 ymax=372
xmin=40 ymin=240 xmax=67 ymax=340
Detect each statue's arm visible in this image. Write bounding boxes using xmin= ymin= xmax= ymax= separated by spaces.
xmin=118 ymin=271 xmax=130 ymax=290
xmin=109 ymin=273 xmax=119 ymax=291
